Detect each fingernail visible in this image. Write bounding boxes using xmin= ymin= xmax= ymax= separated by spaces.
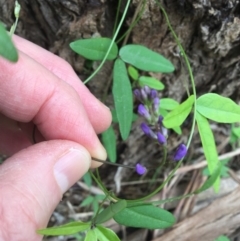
xmin=91 ymin=145 xmax=107 ymax=167
xmin=54 ymin=148 xmax=90 ymax=193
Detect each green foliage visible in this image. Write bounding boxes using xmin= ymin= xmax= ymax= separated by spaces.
xmin=138 ymin=76 xmax=165 ymax=90
xmin=197 ymin=93 xmax=240 ymax=123
xmin=159 ymin=108 xmax=182 ymax=134
xmin=84 ymin=229 xmax=97 ymax=241
xmin=113 ymin=204 xmax=175 ymax=229
xmin=163 ymin=95 xmax=194 ymax=128
xmin=214 ymin=235 xmax=230 ymax=241
xmin=0 ymin=22 xmax=18 ymax=62
xmin=101 ymin=125 xmax=117 ymax=163
xmin=70 ymin=38 xmax=118 ymax=61
xmin=94 ymin=226 xmax=121 ymax=241
xmin=83 ymin=172 xmax=92 ymax=188
xmin=195 ymin=163 xmax=222 ymax=193
xmin=111 ymin=109 xmax=138 ymax=123
xmin=37 ymin=222 xmax=90 ymax=236
xmin=94 ymin=200 xmax=127 ymax=224
xmin=128 ymin=65 xmax=139 ymax=81
xmin=160 ymin=98 xmax=179 ymax=110
xmin=119 ymin=44 xmax=175 ymax=73
xmin=203 ymin=159 xmax=230 ymax=178
xmin=113 ymin=59 xmax=133 ymax=140
xmin=80 ymin=194 xmax=105 ymax=214
xmin=196 ymin=112 xmax=220 ymax=192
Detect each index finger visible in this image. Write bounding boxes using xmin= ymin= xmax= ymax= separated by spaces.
xmin=0 ymin=51 xmax=107 ymax=162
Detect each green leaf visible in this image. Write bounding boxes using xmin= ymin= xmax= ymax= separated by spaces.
xmin=232 ymin=126 xmax=240 ymax=138
xmin=113 ymin=205 xmax=175 ymax=229
xmin=139 ymin=76 xmax=165 ymax=90
xmin=196 ymin=112 xmax=220 ymax=192
xmin=95 ymin=226 xmax=121 ymax=241
xmin=163 ymin=95 xmax=194 ymax=128
xmin=84 ymin=230 xmax=97 ymax=241
xmin=159 ymin=108 xmax=182 ymax=134
xmin=113 ymin=59 xmax=133 ymax=140
xmin=196 ymin=93 xmax=240 ymax=123
xmin=37 ymin=222 xmax=90 ymax=236
xmin=95 ymin=200 xmax=127 ymax=224
xmin=195 ymin=163 xmax=222 ymax=194
xmin=160 ymin=98 xmax=179 ymax=110
xmin=0 ymin=22 xmax=18 ymax=62
xmin=95 ymin=194 xmax=106 ymax=201
xmin=101 ymin=125 xmax=117 ymax=163
xmin=214 ymin=235 xmax=230 ymax=241
xmin=128 ymin=65 xmax=139 ymax=80
xmin=92 ymin=199 xmax=99 ymax=214
xmin=82 ymin=172 xmax=92 ymax=187
xmin=70 ymin=38 xmax=118 ymax=60
xmin=111 ymin=109 xmax=138 ymax=123
xmin=80 ymin=196 xmax=94 ymax=207
xmin=119 ymin=45 xmax=175 ymax=73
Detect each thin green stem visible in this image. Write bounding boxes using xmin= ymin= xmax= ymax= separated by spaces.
xmin=91 ymin=1 xmax=198 ymax=205
xmin=156 ymin=1 xmax=197 ymax=150
xmin=116 ymin=0 xmax=147 ymax=44
xmin=83 ymin=0 xmax=131 ymax=84
xmin=112 ymin=0 xmax=122 ymax=36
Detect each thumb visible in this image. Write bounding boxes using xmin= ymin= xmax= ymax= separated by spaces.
xmin=0 ymin=140 xmax=91 ymax=241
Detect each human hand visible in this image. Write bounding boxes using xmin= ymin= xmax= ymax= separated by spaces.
xmin=0 ymin=36 xmax=111 ymax=241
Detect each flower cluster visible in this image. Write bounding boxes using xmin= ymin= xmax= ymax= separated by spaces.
xmin=134 ymin=86 xmax=187 ymax=175
xmin=134 ymin=86 xmax=167 ymax=145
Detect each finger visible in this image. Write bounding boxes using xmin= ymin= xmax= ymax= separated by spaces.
xmin=0 ymin=140 xmax=90 ymax=241
xmin=0 ymin=52 xmax=106 ymax=163
xmin=13 ymin=35 xmax=112 ymax=134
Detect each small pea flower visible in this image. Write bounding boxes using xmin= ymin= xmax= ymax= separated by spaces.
xmin=153 ymin=97 xmax=160 ymax=113
xmin=133 ymin=89 xmax=142 ymax=101
xmin=140 ymin=88 xmax=148 ymax=101
xmin=150 ymin=89 xmax=158 ymax=99
xmin=173 ymin=144 xmax=187 ymax=161
xmin=135 ymin=163 xmax=147 ymax=175
xmin=143 ymin=86 xmax=151 ymax=95
xmin=138 ymin=104 xmax=151 ymax=121
xmin=140 ymin=122 xmax=151 ymax=135
xmin=157 ymin=132 xmax=166 ymax=144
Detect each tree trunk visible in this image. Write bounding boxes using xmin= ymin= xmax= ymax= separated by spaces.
xmin=1 ymin=0 xmax=240 ymax=240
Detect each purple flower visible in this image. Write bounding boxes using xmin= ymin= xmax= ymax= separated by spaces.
xmin=138 ymin=104 xmax=151 ymax=120
xmin=143 ymin=86 xmax=151 ymax=95
xmin=150 ymin=89 xmax=158 ymax=99
xmin=158 ymin=115 xmax=163 ymax=123
xmin=133 ymin=89 xmax=142 ymax=101
xmin=135 ymin=163 xmax=147 ymax=175
xmin=173 ymin=144 xmax=187 ymax=161
xmin=140 ymin=88 xmax=148 ymax=100
xmin=140 ymin=122 xmax=151 ymax=135
xmin=153 ymin=97 xmax=160 ymax=113
xmin=157 ymin=132 xmax=166 ymax=144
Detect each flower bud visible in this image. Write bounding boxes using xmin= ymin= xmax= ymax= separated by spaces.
xmin=135 ymin=163 xmax=147 ymax=175
xmin=140 ymin=122 xmax=151 ymax=135
xmin=143 ymin=86 xmax=151 ymax=95
xmin=173 ymin=144 xmax=187 ymax=161
xmin=138 ymin=104 xmax=151 ymax=121
xmin=157 ymin=132 xmax=166 ymax=144
xmin=133 ymin=89 xmax=142 ymax=101
xmin=150 ymin=89 xmax=158 ymax=99
xmin=153 ymin=97 xmax=160 ymax=113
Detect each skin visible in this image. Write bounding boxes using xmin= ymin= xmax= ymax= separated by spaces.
xmin=0 ymin=36 xmax=111 ymax=241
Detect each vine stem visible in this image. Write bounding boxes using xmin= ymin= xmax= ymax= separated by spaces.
xmin=83 ymin=0 xmax=131 ymax=84
xmin=92 ymin=1 xmax=198 ymax=204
